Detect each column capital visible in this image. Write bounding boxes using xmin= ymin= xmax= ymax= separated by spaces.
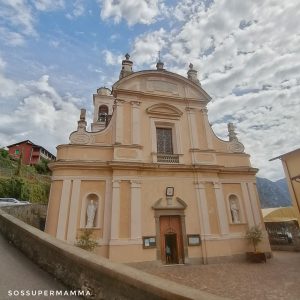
xmin=200 ymin=108 xmax=208 ymax=114
xmin=194 ymin=181 xmax=205 ymax=189
xmin=112 ymin=180 xmax=120 ymax=188
xmin=114 ymin=98 xmax=126 ymax=105
xmin=213 ymin=182 xmax=221 ymax=189
xmin=130 ymin=101 xmax=141 ymax=107
xmin=130 ymin=180 xmax=142 ymax=188
xmin=185 ymin=107 xmax=196 ymax=113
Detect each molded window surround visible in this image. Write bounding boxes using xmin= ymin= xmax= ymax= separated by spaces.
xmin=150 ymin=118 xmax=183 ymax=163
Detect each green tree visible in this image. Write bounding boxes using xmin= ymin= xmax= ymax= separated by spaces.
xmin=0 ymin=148 xmax=9 ymax=159
xmin=34 ymin=158 xmax=51 ymax=174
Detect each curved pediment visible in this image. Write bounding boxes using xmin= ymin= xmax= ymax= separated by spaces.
xmin=152 ymin=197 xmax=187 ymax=210
xmin=112 ymin=70 xmax=211 ymax=103
xmin=146 ymin=103 xmax=183 ymax=118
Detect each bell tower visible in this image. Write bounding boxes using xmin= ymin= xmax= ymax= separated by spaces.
xmin=91 ymin=87 xmax=114 ymax=132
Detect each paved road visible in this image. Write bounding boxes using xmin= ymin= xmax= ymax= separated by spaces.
xmin=130 ymin=251 xmax=300 ymax=300
xmin=0 ymin=234 xmax=81 ymax=300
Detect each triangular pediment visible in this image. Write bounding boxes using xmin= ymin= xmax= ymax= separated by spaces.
xmin=146 ymin=103 xmax=183 ymax=118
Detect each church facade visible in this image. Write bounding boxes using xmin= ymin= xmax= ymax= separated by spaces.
xmin=45 ymin=55 xmax=271 ymax=263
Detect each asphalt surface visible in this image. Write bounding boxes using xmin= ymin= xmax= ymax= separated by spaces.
xmin=0 ymin=234 xmax=81 ymax=300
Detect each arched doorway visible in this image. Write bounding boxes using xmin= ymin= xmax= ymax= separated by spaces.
xmin=152 ymin=197 xmax=188 ymax=264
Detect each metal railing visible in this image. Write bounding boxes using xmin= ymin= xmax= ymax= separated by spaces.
xmin=157 ymin=154 xmax=179 ymax=163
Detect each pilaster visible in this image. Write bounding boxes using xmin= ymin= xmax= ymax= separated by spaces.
xmin=131 ymin=101 xmax=141 ymax=145
xmin=201 ymin=108 xmax=213 ymax=149
xmin=114 ymin=99 xmax=125 ymax=144
xmin=56 ymin=179 xmax=72 ymax=240
xmin=110 ymin=180 xmax=120 ymax=240
xmin=213 ymin=182 xmax=229 ymax=235
xmin=194 ymin=182 xmax=210 ymax=264
xmin=130 ymin=180 xmax=142 ymax=240
xmin=186 ymin=107 xmax=199 ymax=149
xmin=195 ymin=182 xmax=211 ymax=235
xmin=102 ymin=179 xmax=112 ymax=243
xmin=241 ymin=182 xmax=255 ymax=227
xmin=247 ymin=182 xmax=261 ymax=226
xmin=66 ymin=179 xmax=81 ymax=243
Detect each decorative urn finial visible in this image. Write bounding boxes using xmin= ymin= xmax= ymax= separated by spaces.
xmin=187 ymin=62 xmax=201 ymax=86
xmin=119 ymin=53 xmax=133 ymax=79
xmin=77 ymin=109 xmax=87 ymax=131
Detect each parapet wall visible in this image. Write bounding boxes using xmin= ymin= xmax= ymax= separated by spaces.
xmin=2 ymin=204 xmax=47 ymax=229
xmin=0 ymin=209 xmax=226 ymax=300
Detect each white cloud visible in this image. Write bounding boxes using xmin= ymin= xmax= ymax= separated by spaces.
xmin=131 ymin=28 xmax=167 ymax=66
xmin=0 ymin=27 xmax=25 ymax=46
xmin=0 ymin=0 xmax=299 ymax=181
xmin=66 ymin=0 xmax=85 ymax=19
xmin=99 ymin=0 xmax=162 ymax=26
xmin=33 ymin=0 xmax=65 ymax=11
xmin=126 ymin=0 xmax=300 ymax=180
xmin=0 ymin=57 xmax=80 ymax=154
xmin=103 ymin=28 xmax=168 ymax=68
xmin=49 ymin=40 xmax=60 ymax=48
xmin=102 ymin=50 xmax=123 ymax=66
xmin=0 ymin=0 xmax=37 ymax=36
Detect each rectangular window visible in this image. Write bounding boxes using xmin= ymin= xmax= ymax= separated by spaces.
xmin=15 ymin=149 xmax=20 ymax=155
xmin=156 ymin=128 xmax=173 ymax=154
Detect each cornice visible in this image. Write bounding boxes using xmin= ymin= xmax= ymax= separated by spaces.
xmin=114 ymin=88 xmax=208 ymax=105
xmin=50 ymin=159 xmax=257 ymax=175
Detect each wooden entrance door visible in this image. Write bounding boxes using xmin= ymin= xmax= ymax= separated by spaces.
xmin=160 ymin=215 xmax=184 ymax=264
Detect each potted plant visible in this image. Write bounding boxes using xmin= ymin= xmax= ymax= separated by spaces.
xmin=245 ymin=226 xmax=266 ymax=263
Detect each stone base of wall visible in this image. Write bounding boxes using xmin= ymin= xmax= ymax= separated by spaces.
xmin=0 ymin=209 xmax=227 ymax=300
xmin=2 ymin=204 xmax=47 ymax=230
xmin=271 ymin=244 xmax=300 ymax=252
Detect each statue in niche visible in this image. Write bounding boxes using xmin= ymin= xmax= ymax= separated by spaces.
xmin=230 ymin=199 xmax=240 ymax=223
xmin=86 ymin=199 xmax=97 ymax=228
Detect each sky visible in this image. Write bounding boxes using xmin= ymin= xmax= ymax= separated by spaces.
xmin=0 ymin=0 xmax=299 ymax=181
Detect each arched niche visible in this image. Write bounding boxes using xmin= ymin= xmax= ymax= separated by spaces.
xmin=80 ymin=193 xmax=101 ymax=229
xmin=228 ymin=194 xmax=241 ymax=224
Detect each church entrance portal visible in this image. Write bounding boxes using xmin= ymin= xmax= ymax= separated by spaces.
xmin=160 ymin=216 xmax=184 ymax=264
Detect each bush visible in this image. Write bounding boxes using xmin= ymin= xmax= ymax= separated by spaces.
xmin=75 ymin=230 xmax=98 ymax=251
xmin=246 ymin=226 xmax=263 ymax=252
xmin=28 ymin=182 xmax=50 ymax=204
xmin=0 ymin=149 xmax=9 ymax=159
xmin=34 ymin=158 xmax=51 ymax=175
xmin=0 ymin=177 xmax=50 ymax=204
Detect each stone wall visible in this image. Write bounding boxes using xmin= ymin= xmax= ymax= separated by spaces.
xmin=0 ymin=209 xmax=227 ymax=300
xmin=1 ymin=204 xmax=47 ymax=230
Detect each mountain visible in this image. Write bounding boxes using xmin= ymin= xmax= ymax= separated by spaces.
xmin=256 ymin=177 xmax=292 ymax=208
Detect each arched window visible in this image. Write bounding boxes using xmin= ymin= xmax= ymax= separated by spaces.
xmin=98 ymin=105 xmax=108 ymax=122
xmin=229 ymin=194 xmax=240 ymax=224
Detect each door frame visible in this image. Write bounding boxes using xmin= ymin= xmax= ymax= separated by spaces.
xmin=152 ymin=198 xmax=189 ymax=263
